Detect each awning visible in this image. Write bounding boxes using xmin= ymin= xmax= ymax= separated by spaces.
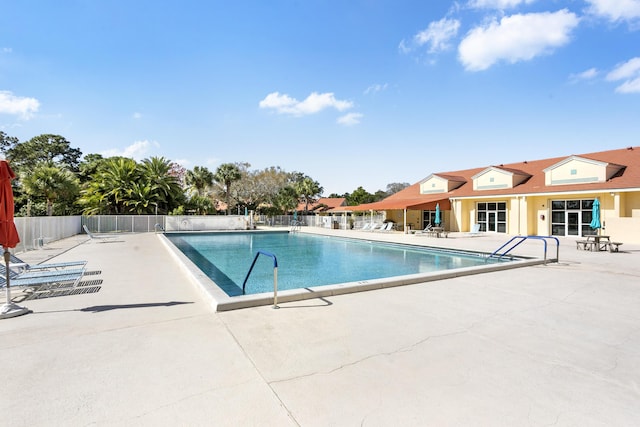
xmin=350 ymin=197 xmax=451 ymax=211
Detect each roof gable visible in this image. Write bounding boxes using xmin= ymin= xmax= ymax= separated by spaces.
xmin=543 ymin=155 xmax=624 ymax=186
xmin=419 ymin=174 xmax=465 ymax=194
xmin=471 ymin=166 xmax=531 ymax=191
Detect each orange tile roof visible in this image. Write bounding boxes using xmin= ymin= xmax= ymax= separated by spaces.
xmin=297 ymin=197 xmax=346 ymax=212
xmin=353 ymin=146 xmax=640 ymax=210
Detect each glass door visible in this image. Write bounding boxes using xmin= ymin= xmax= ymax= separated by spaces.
xmin=488 ymin=212 xmax=496 ymax=232
xmin=567 ymin=212 xmax=579 ymax=236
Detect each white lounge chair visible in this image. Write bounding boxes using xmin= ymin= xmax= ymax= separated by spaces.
xmin=376 ymin=222 xmax=394 ymax=232
xmin=83 ymin=225 xmax=119 ymax=242
xmin=469 ymin=224 xmax=482 ymax=235
xmin=416 ymin=223 xmax=433 ymax=234
xmin=358 ymin=223 xmax=372 ymax=231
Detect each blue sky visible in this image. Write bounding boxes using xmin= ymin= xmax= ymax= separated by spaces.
xmin=1 ymin=0 xmax=639 ymax=195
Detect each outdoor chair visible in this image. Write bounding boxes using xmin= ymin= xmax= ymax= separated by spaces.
xmin=0 ymin=263 xmax=86 ymax=280
xmin=83 ymin=225 xmax=118 ymax=242
xmin=9 ymin=254 xmax=87 ymax=273
xmin=0 ymin=268 xmax=85 ymax=291
xmin=417 ymin=224 xmax=433 ymax=234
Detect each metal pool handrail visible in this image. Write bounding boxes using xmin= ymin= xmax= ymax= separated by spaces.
xmin=488 ymin=236 xmax=560 ymax=264
xmin=242 ymin=250 xmax=279 ymax=308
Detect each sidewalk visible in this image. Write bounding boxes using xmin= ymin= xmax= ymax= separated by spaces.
xmin=1 ymin=229 xmax=639 ymax=426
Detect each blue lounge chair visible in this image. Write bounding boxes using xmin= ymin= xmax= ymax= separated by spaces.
xmin=9 ymin=253 xmax=87 ymax=272
xmin=0 ymin=269 xmax=85 ymax=291
xmin=0 ymin=264 xmax=86 ymax=280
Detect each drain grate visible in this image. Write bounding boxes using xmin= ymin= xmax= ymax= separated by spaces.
xmin=84 ymin=270 xmax=102 ymax=276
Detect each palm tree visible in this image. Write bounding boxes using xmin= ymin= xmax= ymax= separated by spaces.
xmin=20 ymin=162 xmax=80 ymax=216
xmin=185 ymin=166 xmax=214 ymax=197
xmin=78 ymin=157 xmax=139 ymax=214
xmin=272 ymin=186 xmax=299 ymax=215
xmin=214 ymin=163 xmax=241 ymax=215
xmin=140 ymin=156 xmax=183 ymax=213
xmin=295 ymin=176 xmax=323 ymax=214
xmin=125 ymin=181 xmax=155 ymax=214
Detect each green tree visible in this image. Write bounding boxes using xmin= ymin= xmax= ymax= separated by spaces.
xmin=78 ymin=153 xmax=105 ymax=184
xmin=5 ymin=134 xmax=82 ymax=174
xmin=386 ymin=182 xmax=410 ymax=195
xmin=187 ymin=194 xmax=214 ymax=215
xmin=214 ymin=163 xmax=242 ymax=215
xmin=272 ymin=186 xmax=299 ymax=214
xmin=124 ymin=181 xmax=156 ymax=214
xmin=140 ymin=156 xmax=183 ymax=214
xmin=79 ymin=157 xmax=140 ymax=214
xmin=345 ymin=186 xmax=376 ymax=206
xmin=185 ymin=166 xmax=214 ymax=197
xmin=20 ymin=162 xmax=80 ymax=216
xmin=0 ymin=131 xmax=19 ymax=154
xmin=294 ymin=176 xmax=323 ymax=214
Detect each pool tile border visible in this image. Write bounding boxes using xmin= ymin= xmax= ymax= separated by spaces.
xmin=158 ymin=233 xmax=548 ymax=312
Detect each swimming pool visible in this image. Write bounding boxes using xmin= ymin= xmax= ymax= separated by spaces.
xmin=161 ymin=230 xmax=542 ymax=311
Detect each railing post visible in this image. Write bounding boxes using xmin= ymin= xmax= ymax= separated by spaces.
xmin=242 ymin=250 xmax=279 ymax=308
xmin=273 ymin=266 xmax=278 ymax=309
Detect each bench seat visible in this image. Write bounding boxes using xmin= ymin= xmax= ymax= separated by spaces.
xmin=576 ymin=240 xmax=593 ymax=250
xmin=608 ymin=242 xmax=623 ymax=252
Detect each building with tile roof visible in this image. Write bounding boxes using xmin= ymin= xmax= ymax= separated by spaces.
xmin=347 ymin=146 xmax=640 ymax=244
xmin=296 ymin=197 xmax=346 ymax=214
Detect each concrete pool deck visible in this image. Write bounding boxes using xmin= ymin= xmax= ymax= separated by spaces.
xmin=1 ymin=228 xmax=639 ymax=425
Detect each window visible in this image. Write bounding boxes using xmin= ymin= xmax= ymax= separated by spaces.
xmin=550 ymin=199 xmax=596 ymax=237
xmin=476 ymin=202 xmax=507 ymax=233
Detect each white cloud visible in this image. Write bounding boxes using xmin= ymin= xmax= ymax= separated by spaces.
xmin=100 ymin=139 xmax=157 ymax=160
xmin=415 ymin=18 xmax=461 ymax=53
xmin=132 ymin=112 xmax=142 ymax=119
xmin=569 ymin=67 xmax=599 ymax=82
xmin=615 ymin=77 xmax=640 ymax=93
xmin=458 ymin=9 xmax=580 ymax=71
xmin=364 ymin=83 xmax=388 ymax=95
xmin=401 ymin=18 xmax=460 ymax=54
xmin=468 ymin=0 xmax=536 ymax=9
xmin=606 ymin=57 xmax=640 ymax=93
xmin=259 ymin=91 xmax=353 ymax=116
xmin=606 ymin=57 xmax=640 ymax=80
xmin=337 ymin=112 xmax=363 ymax=126
xmin=0 ymin=90 xmax=40 ymax=119
xmin=2 ymin=47 xmax=12 ymax=53
xmin=585 ymin=0 xmax=640 ymax=23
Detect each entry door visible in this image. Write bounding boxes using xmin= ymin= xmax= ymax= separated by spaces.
xmin=488 ymin=212 xmax=497 ymax=232
xmin=567 ymin=212 xmax=579 ymax=236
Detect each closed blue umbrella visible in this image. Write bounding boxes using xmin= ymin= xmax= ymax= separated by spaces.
xmin=590 ymin=198 xmax=601 ymax=234
xmin=434 ymin=203 xmax=441 ymax=226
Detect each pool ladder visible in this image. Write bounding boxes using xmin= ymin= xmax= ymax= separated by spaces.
xmin=290 ymin=220 xmax=302 ymax=232
xmin=487 ymin=236 xmax=560 ymax=264
xmin=242 ymin=250 xmax=279 ymax=308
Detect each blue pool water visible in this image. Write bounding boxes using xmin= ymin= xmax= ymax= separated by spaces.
xmin=167 ymin=231 xmax=504 ymax=296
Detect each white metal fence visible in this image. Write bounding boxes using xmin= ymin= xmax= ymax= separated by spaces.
xmin=11 ymin=212 xmax=387 ymax=252
xmin=14 ymin=216 xmax=83 ymax=253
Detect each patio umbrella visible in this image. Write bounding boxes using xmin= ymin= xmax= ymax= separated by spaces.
xmin=434 ymin=203 xmax=441 ymax=226
xmin=0 ymin=160 xmax=30 ymax=319
xmin=590 ymin=198 xmax=601 ymax=234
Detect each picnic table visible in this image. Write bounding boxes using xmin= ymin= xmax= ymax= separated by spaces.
xmin=576 ymin=235 xmax=623 ymax=252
